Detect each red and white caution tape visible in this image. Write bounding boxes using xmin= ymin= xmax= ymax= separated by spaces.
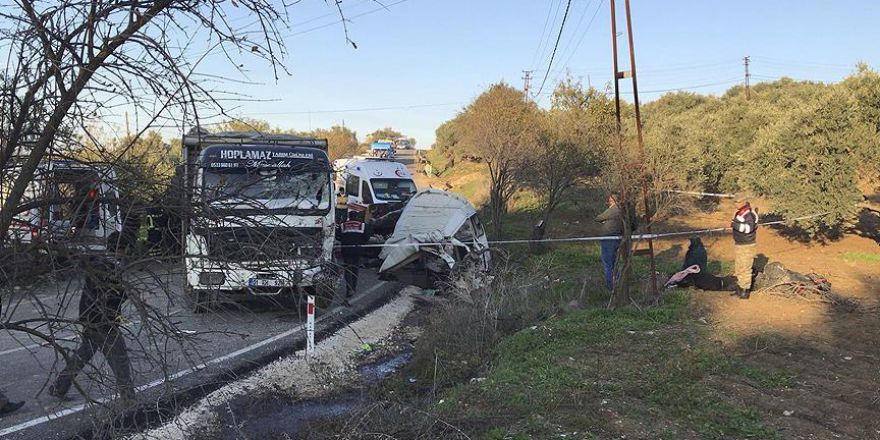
xmin=338 ymin=212 xmax=831 ymax=249
xmin=664 ymin=189 xmax=738 ymax=198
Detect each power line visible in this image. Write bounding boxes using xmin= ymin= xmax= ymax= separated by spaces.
xmin=290 ymin=0 xmax=372 ymax=27
xmin=543 ymin=0 xmax=605 ymax=98
xmin=533 ymin=0 xmax=574 ymax=97
xmin=199 ymin=0 xmax=412 ymax=62
xmin=749 ymin=56 xmax=852 ymax=69
xmin=530 ymin=0 xmax=561 ymax=70
xmin=536 ymin=77 xmax=746 ymax=96
xmin=553 ymin=0 xmax=595 ymax=72
xmin=232 ymin=101 xmax=464 ymax=116
xmin=637 ymin=78 xmax=744 ymax=93
xmin=283 ymin=0 xmax=413 ymax=38
xmin=236 ymin=77 xmax=751 ymax=117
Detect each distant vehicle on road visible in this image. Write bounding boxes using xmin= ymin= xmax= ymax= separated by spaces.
xmin=393 ymin=138 xmax=412 ymax=150
xmin=179 ymin=130 xmax=336 ymax=312
xmin=369 ymin=140 xmax=395 ymax=158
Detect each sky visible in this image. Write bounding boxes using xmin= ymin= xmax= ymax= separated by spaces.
xmin=191 ymin=0 xmax=880 ymax=148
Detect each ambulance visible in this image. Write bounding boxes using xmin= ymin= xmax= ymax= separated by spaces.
xmin=4 ymin=160 xmax=127 ymax=252
xmin=337 ymin=157 xmax=417 ymax=219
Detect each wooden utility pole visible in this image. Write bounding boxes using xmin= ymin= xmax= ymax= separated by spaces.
xmin=743 ymin=56 xmax=751 ymax=100
xmin=610 ymin=0 xmax=660 ymax=301
xmin=609 ymin=0 xmax=630 ymax=307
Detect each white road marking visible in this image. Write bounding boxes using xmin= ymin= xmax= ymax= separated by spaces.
xmin=0 ymin=332 xmax=76 ymax=357
xmin=0 ymin=309 xmax=182 ymax=358
xmin=0 ymin=343 xmax=42 ymax=357
xmin=0 ymin=281 xmax=388 ymax=438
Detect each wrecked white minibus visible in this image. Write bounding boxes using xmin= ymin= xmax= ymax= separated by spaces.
xmin=378 ymin=189 xmax=490 ymax=289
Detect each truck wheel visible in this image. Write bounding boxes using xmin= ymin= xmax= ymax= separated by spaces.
xmin=185 ymin=286 xmax=213 ymax=314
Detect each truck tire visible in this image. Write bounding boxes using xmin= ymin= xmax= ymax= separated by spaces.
xmin=185 ymin=286 xmax=214 ymax=314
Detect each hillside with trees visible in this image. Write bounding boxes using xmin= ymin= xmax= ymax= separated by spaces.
xmin=642 ymin=64 xmax=880 ymax=235
xmin=432 ymin=65 xmax=880 ymax=240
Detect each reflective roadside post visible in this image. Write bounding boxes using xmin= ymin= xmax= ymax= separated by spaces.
xmin=306 ymin=295 xmax=315 ymax=358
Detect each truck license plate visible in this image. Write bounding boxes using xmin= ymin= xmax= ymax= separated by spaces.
xmin=248 ymin=278 xmax=285 ymax=288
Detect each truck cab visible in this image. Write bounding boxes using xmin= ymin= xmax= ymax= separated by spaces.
xmin=181 ymin=130 xmax=336 ymax=311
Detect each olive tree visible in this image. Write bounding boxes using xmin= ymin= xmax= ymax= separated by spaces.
xmin=521 ymin=79 xmax=612 ymax=245
xmin=457 ymin=83 xmax=541 ymax=238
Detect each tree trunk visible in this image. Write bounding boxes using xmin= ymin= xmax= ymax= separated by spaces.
xmin=490 ymin=189 xmax=504 ymax=239
xmin=611 ymin=201 xmax=634 ymax=308
xmin=528 ymin=219 xmax=546 ymax=254
xmin=529 ymin=205 xmax=555 ymax=254
xmin=0 ymin=0 xmax=171 ymax=241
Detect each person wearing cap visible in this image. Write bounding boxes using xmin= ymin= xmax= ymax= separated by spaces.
xmin=731 ymin=199 xmax=758 ymax=299
xmin=48 ymin=231 xmax=135 ymax=403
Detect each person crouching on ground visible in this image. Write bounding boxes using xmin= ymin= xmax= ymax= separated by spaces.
xmin=49 ymin=231 xmax=136 ymax=403
xmin=731 ymin=199 xmax=758 ymax=299
xmin=595 ymin=193 xmax=624 ymax=291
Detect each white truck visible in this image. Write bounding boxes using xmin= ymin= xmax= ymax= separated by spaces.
xmin=180 ymin=130 xmax=337 ymax=311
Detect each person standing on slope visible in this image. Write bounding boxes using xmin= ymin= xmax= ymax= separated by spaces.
xmin=731 ymin=200 xmax=758 ymax=299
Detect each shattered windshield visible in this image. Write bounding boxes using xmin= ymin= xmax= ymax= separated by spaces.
xmin=370 ymin=178 xmax=416 ymax=201
xmin=203 ymin=169 xmax=331 ymax=211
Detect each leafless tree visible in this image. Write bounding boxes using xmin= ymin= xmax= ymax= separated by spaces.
xmin=0 ymin=1 xmax=298 ymax=239
xmin=0 ymin=2 xmax=364 ymax=436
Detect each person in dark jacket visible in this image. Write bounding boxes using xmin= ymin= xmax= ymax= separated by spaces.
xmin=595 ymin=193 xmax=625 ymax=291
xmin=669 ymin=237 xmax=737 ymax=292
xmin=682 ymin=236 xmax=708 ymax=272
xmin=337 ymin=204 xmax=372 ymax=305
xmin=731 ymin=200 xmax=758 ymax=299
xmin=49 ymin=232 xmax=135 ymax=402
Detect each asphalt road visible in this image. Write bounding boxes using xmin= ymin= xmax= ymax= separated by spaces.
xmin=0 ymin=150 xmax=421 ymax=439
xmin=0 ymin=261 xmax=394 ymax=439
